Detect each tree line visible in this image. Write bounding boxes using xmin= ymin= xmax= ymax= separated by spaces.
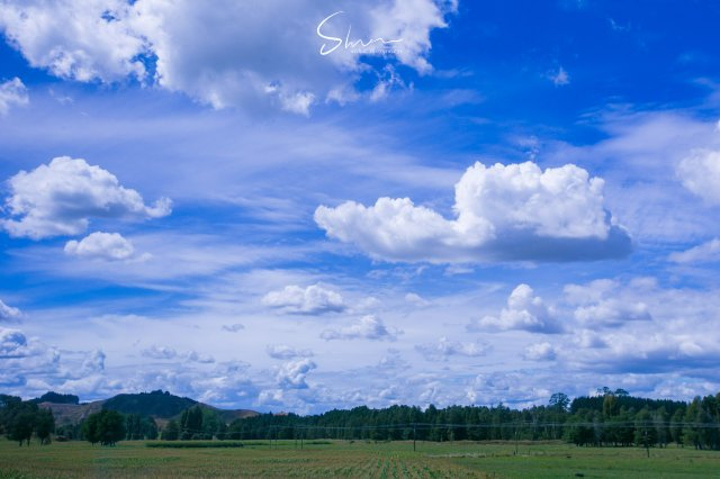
xmin=213 ymin=389 xmax=720 ymax=450
xmin=2 ymin=388 xmax=719 ymax=450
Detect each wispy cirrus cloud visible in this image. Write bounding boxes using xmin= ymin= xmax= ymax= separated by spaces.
xmin=669 ymin=238 xmax=720 ymax=264
xmin=0 ymin=300 xmax=22 ymax=322
xmin=549 ymin=66 xmax=570 ymax=86
xmin=221 ymin=323 xmax=245 ymax=333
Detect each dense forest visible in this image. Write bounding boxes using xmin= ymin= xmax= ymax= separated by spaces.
xmin=2 ymin=388 xmax=719 ymax=450
xmin=218 ymin=389 xmax=720 ymax=450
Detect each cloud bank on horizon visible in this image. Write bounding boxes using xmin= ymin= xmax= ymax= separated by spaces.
xmin=2 ymin=0 xmax=720 ymax=414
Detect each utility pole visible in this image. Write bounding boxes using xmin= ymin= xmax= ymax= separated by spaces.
xmin=413 ymin=423 xmax=417 ymax=452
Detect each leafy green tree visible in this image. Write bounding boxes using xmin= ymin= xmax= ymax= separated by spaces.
xmin=202 ymin=408 xmax=223 ymax=439
xmin=1 ymin=397 xmax=55 ymax=446
xmin=180 ymin=406 xmax=204 ymax=439
xmin=143 ymin=417 xmax=159 ymax=440
xmin=683 ymin=397 xmax=702 ymax=449
xmin=698 ymin=394 xmax=719 ymax=450
xmin=670 ymin=408 xmax=685 ymax=446
xmin=83 ymin=413 xmax=101 ymax=445
xmin=634 ymin=408 xmax=657 ymax=448
xmin=8 ymin=409 xmax=36 ymax=446
xmin=653 ymin=407 xmax=669 ymax=448
xmin=227 ymin=419 xmax=245 ymax=440
xmin=35 ymin=408 xmax=55 ymax=445
xmin=602 ymin=393 xmax=619 ymax=418
xmin=83 ymin=410 xmax=126 ymax=446
xmin=548 ymin=393 xmax=570 ymax=439
xmin=161 ymin=419 xmax=180 ymax=441
xmin=2 ymin=400 xmax=40 ymax=446
xmin=125 ymin=413 xmax=142 ymax=440
xmin=549 ymin=392 xmax=570 ymax=412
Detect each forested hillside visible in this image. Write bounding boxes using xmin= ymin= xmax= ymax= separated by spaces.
xmin=102 ymin=390 xmax=197 ymax=417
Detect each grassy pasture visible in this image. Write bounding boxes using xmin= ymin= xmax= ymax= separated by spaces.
xmin=0 ymin=439 xmax=718 ymax=478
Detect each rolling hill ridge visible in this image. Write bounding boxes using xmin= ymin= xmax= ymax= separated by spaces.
xmin=35 ymin=390 xmax=258 ymax=425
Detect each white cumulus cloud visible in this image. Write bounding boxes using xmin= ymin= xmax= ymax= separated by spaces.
xmin=0 ymin=326 xmax=63 ymax=390
xmin=275 ymin=358 xmax=317 ymax=389
xmin=469 ymin=284 xmax=561 ymax=334
xmin=64 ymin=231 xmax=138 ymax=261
xmin=316 ymin=197 xmax=462 ymax=262
xmin=575 ymin=333 xmax=720 ymax=375
xmin=574 ymin=300 xmax=651 ymax=327
xmin=677 ymin=149 xmax=720 ymax=204
xmin=368 ymin=0 xmax=456 ymax=74
xmin=523 ymin=342 xmax=557 ymax=361
xmin=266 ymin=344 xmax=314 ymax=360
xmin=0 ymin=77 xmax=28 ymax=115
xmin=81 ymin=349 xmax=105 ymax=374
xmin=415 ymin=336 xmax=490 ymax=361
xmin=565 ymin=279 xmax=652 ymax=328
xmin=573 ymin=329 xmax=609 ymax=349
xmin=141 ymin=344 xmax=177 ymax=360
xmin=141 ymin=345 xmax=214 ymax=364
xmin=3 ymin=157 xmax=171 ymax=239
xmin=0 ymin=327 xmax=27 ymax=358
xmin=0 ymin=0 xmax=456 ymax=113
xmin=315 ymin=161 xmax=631 ymax=263
xmin=0 ymin=0 xmax=147 ymax=82
xmin=321 ymin=315 xmax=399 ymax=341
xmin=262 ymin=283 xmax=345 ymax=315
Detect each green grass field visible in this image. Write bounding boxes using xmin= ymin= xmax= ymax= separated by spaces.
xmin=0 ymin=439 xmax=718 ymax=478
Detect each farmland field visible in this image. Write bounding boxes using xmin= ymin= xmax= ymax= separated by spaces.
xmin=0 ymin=439 xmax=718 ymax=478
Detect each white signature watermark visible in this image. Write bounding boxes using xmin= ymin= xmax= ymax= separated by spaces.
xmin=316 ymin=11 xmax=403 ymax=56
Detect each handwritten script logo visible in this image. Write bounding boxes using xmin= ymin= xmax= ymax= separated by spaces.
xmin=317 ymin=11 xmax=403 ymax=56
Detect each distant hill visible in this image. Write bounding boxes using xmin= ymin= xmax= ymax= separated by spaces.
xmin=38 ymin=400 xmax=104 ymax=425
xmin=37 ymin=390 xmax=258 ymax=426
xmin=203 ymin=404 xmax=259 ymax=423
xmin=102 ymin=390 xmax=197 ymax=417
xmin=31 ymin=391 xmax=79 ymax=405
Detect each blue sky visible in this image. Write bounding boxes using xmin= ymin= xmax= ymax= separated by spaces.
xmin=1 ymin=0 xmax=720 ymax=413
